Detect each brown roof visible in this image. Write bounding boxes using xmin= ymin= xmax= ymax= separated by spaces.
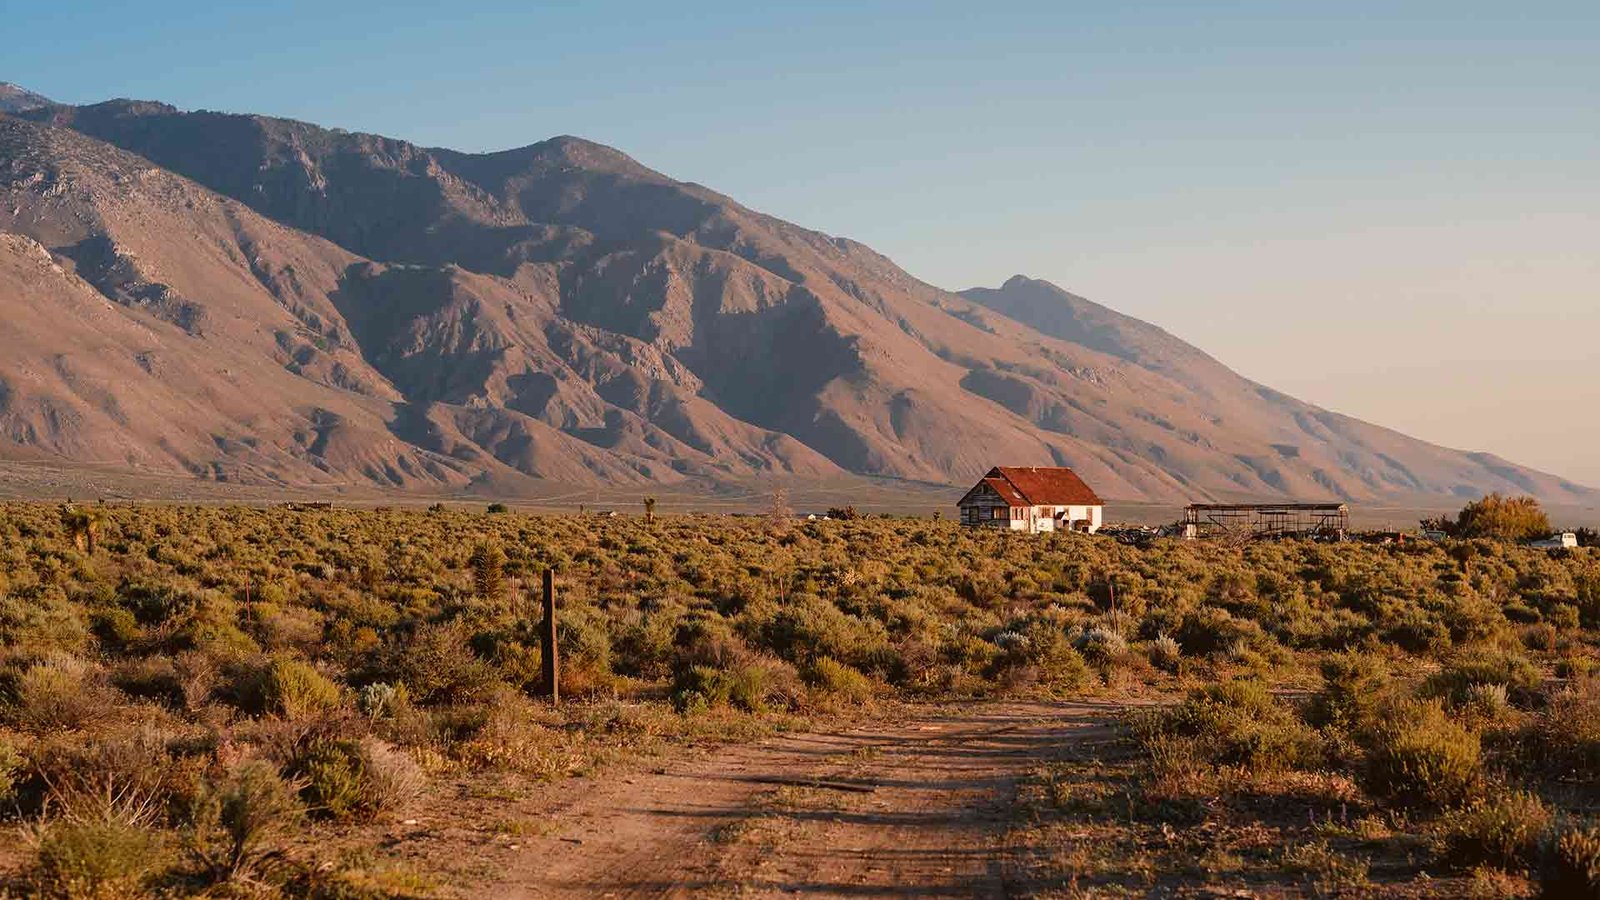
xmin=989 ymin=466 xmax=1102 ymax=506
xmin=981 ymin=476 xmax=1029 ymax=506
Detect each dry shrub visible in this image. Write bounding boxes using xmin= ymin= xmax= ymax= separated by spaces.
xmin=4 ymin=655 xmax=117 ymax=732
xmin=1544 ymin=822 xmax=1600 ymax=898
xmin=451 ymin=689 xmax=576 ymax=779
xmin=1531 ymin=678 xmax=1600 ymax=777
xmin=1362 ymin=699 xmax=1483 ymax=810
xmin=1148 ymin=633 xmax=1182 ymax=673
xmin=385 ymin=622 xmax=498 ymax=705
xmin=29 ymin=731 xmax=174 ymax=823
xmin=183 ymin=759 xmax=303 ymax=885
xmin=1439 ymin=790 xmax=1552 ymax=870
xmin=1278 ymin=839 xmax=1371 ymax=892
xmin=172 ymin=650 xmax=218 ymax=711
xmin=25 ymin=733 xmax=172 ymax=899
xmin=252 ymin=603 xmax=325 ymax=652
xmin=357 ymin=737 xmax=426 ymax=815
xmin=110 ymin=656 xmax=184 ymax=708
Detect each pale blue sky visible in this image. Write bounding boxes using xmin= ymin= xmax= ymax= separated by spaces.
xmin=10 ymin=1 xmax=1599 ymax=485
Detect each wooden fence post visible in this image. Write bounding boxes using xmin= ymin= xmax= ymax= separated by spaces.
xmin=541 ymin=568 xmax=559 ymax=705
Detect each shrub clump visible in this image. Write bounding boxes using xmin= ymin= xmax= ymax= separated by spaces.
xmin=1141 ymin=680 xmax=1321 ymax=774
xmin=1437 ymin=790 xmax=1551 ymax=870
xmin=1306 ymin=650 xmax=1392 ymax=732
xmin=1544 ymin=822 xmax=1600 ymax=898
xmin=184 ymin=760 xmax=303 ymax=886
xmin=1423 ymin=651 xmax=1542 ymax=709
xmin=803 ymin=657 xmax=875 ymax=704
xmin=290 ymin=735 xmax=423 ymax=821
xmin=3 ymin=656 xmax=116 ymax=732
xmin=263 ymin=658 xmax=342 ymax=718
xmin=28 ymin=817 xmax=166 ymax=899
xmin=1361 ymin=700 xmax=1482 ymax=809
xmin=1530 ymin=678 xmax=1600 ymax=776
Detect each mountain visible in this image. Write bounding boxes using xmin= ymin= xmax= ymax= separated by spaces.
xmin=0 ymin=83 xmax=53 ymax=114
xmin=0 ymin=93 xmax=1592 ymax=504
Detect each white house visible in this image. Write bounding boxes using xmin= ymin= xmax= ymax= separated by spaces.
xmin=957 ymin=466 xmax=1104 ymax=534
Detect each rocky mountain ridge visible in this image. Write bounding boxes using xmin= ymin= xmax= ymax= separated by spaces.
xmin=0 ymin=91 xmax=1591 ymax=503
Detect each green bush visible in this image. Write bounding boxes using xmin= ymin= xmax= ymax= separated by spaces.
xmin=1362 ymin=700 xmax=1482 ymax=809
xmin=1306 ymin=650 xmax=1391 ymax=732
xmin=1424 ymin=651 xmax=1542 ymax=708
xmin=1145 ymin=680 xmax=1321 ymax=773
xmin=671 ymin=665 xmax=731 ymax=713
xmin=293 ymin=737 xmax=366 ymax=820
xmin=385 ymin=623 xmax=498 ymax=704
xmin=0 ymin=737 xmax=22 ymax=805
xmin=29 ymin=817 xmax=165 ymax=899
xmin=1447 ymin=494 xmax=1552 ymax=542
xmin=264 ymin=658 xmax=343 ymax=719
xmin=804 ymin=657 xmax=875 ymax=703
xmin=290 ymin=735 xmax=423 ymax=822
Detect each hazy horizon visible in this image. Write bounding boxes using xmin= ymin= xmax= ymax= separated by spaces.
xmin=9 ymin=1 xmax=1597 ymax=487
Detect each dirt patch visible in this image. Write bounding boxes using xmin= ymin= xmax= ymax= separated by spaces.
xmin=379 ymin=700 xmax=1123 ymax=897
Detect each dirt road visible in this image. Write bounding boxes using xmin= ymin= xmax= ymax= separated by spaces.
xmin=449 ymin=700 xmax=1122 ymax=898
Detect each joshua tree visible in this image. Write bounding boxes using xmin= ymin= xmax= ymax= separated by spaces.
xmin=643 ymin=497 xmax=657 ymax=523
xmin=767 ymin=488 xmax=792 ymax=533
xmin=60 ymin=505 xmax=101 ymax=555
xmin=468 ymin=542 xmax=506 ymax=602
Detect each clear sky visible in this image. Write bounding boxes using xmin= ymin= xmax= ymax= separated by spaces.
xmin=10 ymin=1 xmax=1599 ymax=486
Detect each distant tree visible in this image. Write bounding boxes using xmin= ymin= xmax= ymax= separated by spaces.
xmin=826 ymin=505 xmax=859 ymax=520
xmin=643 ymin=497 xmax=657 ymax=523
xmin=486 ymin=502 xmax=509 ymax=515
xmin=1451 ymin=494 xmax=1552 ymax=543
xmin=1577 ymin=527 xmax=1599 ymax=549
xmin=469 ymin=542 xmax=506 ymax=602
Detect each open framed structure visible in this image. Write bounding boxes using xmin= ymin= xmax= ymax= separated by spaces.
xmin=1183 ymin=503 xmax=1349 ymax=541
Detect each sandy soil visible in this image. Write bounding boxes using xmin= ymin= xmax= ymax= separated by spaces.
xmin=381 ymin=700 xmax=1124 ymax=898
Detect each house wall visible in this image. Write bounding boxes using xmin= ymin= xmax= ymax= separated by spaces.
xmin=1027 ymin=504 xmax=1104 ymax=534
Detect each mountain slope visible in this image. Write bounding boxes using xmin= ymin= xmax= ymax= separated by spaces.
xmin=0 ymin=115 xmax=836 ymax=489
xmin=2 ymin=95 xmax=1593 ymax=503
